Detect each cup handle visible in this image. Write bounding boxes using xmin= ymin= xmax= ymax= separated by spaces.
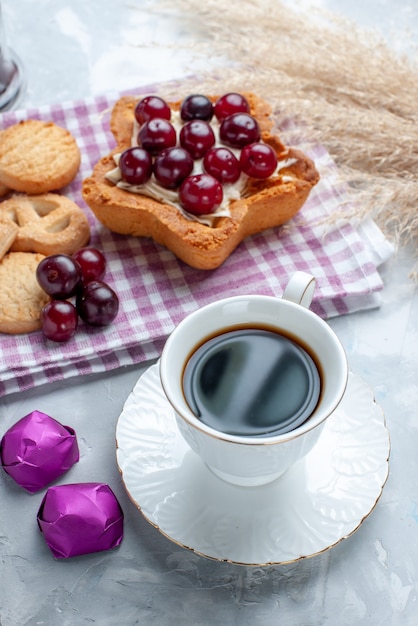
xmin=282 ymin=271 xmax=316 ymax=309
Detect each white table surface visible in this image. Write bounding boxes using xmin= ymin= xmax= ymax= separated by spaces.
xmin=0 ymin=1 xmax=417 ymax=624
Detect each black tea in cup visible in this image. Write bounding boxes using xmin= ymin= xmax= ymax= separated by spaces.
xmin=183 ymin=326 xmax=321 ymax=437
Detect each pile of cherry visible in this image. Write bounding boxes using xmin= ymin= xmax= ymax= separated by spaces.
xmin=36 ymin=248 xmax=119 ymax=342
xmin=118 ymin=92 xmax=279 ymax=215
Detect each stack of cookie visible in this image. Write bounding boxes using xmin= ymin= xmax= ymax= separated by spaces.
xmin=0 ymin=120 xmax=90 ymax=334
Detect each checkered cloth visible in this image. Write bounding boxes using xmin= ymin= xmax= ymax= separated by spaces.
xmin=0 ymin=88 xmax=393 ymax=397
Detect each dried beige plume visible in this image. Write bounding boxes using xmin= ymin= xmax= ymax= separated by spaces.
xmin=153 ymin=0 xmax=418 ymax=255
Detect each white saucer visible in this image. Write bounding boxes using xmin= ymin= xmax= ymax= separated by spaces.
xmin=116 ymin=364 xmax=390 ymax=565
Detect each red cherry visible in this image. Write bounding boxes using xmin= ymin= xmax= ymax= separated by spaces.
xmin=76 ymin=280 xmax=119 ymax=327
xmin=138 ymin=118 xmax=177 ymax=155
xmin=239 ymin=142 xmax=278 ymax=178
xmin=134 ymin=96 xmax=171 ymax=125
xmin=214 ymin=93 xmax=250 ymax=121
xmin=179 ymin=174 xmax=223 ymax=215
xmin=180 ymin=94 xmax=214 ymax=121
xmin=203 ymin=147 xmax=241 ymax=184
xmin=179 ymin=120 xmax=216 ymax=159
xmin=73 ymin=247 xmax=106 ymax=283
xmin=41 ymin=300 xmax=78 ymax=342
xmin=119 ymin=147 xmax=152 ymax=185
xmin=220 ymin=113 xmax=261 ymax=148
xmin=36 ymin=254 xmax=82 ymax=299
xmin=153 ymin=147 xmax=194 ymax=189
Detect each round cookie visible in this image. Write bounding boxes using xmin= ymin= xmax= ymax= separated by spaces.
xmin=0 ymin=252 xmax=50 ymax=334
xmin=0 ymin=120 xmax=81 ymax=194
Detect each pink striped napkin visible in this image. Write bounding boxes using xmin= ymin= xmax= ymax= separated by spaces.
xmin=0 ymin=88 xmax=393 ymax=396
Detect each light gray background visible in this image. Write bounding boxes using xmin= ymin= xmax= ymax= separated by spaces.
xmin=0 ymin=1 xmax=417 ymax=624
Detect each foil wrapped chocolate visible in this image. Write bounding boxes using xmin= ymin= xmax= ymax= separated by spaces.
xmin=37 ymin=482 xmax=124 ymax=558
xmin=0 ymin=410 xmax=79 ymax=493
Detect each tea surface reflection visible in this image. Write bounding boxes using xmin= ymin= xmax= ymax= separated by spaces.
xmin=183 ymin=328 xmax=321 ymax=437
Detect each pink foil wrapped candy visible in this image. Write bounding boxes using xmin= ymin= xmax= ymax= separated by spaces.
xmin=0 ymin=410 xmax=79 ymax=493
xmin=37 ymin=482 xmax=124 ymax=558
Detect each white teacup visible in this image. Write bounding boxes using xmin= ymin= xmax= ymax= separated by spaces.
xmin=160 ymin=272 xmax=348 ymax=487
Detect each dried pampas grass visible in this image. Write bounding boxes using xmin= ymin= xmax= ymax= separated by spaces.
xmin=158 ymin=0 xmax=418 ymax=251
